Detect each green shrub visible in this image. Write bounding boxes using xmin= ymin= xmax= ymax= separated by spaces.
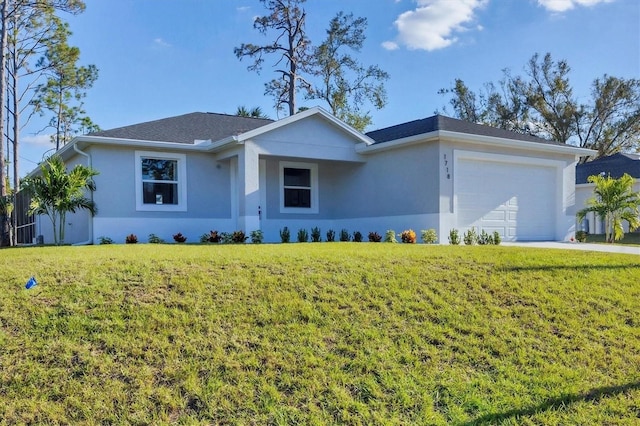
xmin=173 ymin=233 xmax=187 ymax=243
xmin=352 ymin=231 xmax=363 ymax=242
xmin=231 ymin=230 xmax=248 ymax=244
xmin=384 ymin=230 xmax=397 ymax=243
xmin=148 ymin=233 xmax=164 ymax=244
xmin=575 ymin=230 xmax=587 ymax=243
xmin=493 ymin=231 xmax=502 ymax=245
xmin=125 ymin=234 xmax=138 ymax=244
xmin=250 ymin=230 xmax=263 ymax=244
xmin=477 ymin=230 xmax=492 ymax=245
xmin=448 ymin=229 xmax=460 ymax=245
xmin=421 ymin=229 xmax=438 ymax=244
xmin=463 ymin=228 xmax=477 ymax=245
xmin=98 ymin=236 xmax=113 ymax=245
xmin=339 ymin=229 xmax=350 ymax=242
xmin=297 ymin=228 xmax=309 ymax=243
xmin=368 ymin=231 xmax=382 ymax=242
xmin=326 ymin=229 xmax=335 ymax=242
xmin=280 ymin=227 xmax=290 ymax=243
xmin=311 ymin=227 xmax=322 ymax=242
xmin=219 ymin=232 xmax=233 ymax=244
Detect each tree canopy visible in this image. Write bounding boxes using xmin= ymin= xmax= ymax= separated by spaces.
xmin=439 ymin=53 xmax=640 ymax=160
xmin=234 ymin=0 xmax=388 ymax=131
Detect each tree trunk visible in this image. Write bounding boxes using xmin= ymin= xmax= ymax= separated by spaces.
xmin=11 ymin=34 xmax=18 ymax=246
xmin=0 ymin=0 xmax=11 ymax=247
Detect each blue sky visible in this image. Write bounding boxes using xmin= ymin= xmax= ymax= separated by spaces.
xmin=20 ymin=0 xmax=639 ymax=173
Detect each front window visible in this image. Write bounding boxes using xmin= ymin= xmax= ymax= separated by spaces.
xmin=135 ymin=151 xmax=187 ymax=211
xmin=280 ymin=161 xmax=318 ymax=213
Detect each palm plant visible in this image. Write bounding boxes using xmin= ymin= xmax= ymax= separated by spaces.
xmin=21 ymin=155 xmax=98 ymax=245
xmin=577 ymin=173 xmax=640 ymax=243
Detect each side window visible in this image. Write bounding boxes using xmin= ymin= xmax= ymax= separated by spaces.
xmin=135 ymin=151 xmax=187 ymax=211
xmin=280 ymin=161 xmax=318 ymax=213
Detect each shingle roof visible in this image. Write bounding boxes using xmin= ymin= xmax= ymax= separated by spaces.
xmin=89 ymin=112 xmax=274 ymax=144
xmin=576 ymin=153 xmax=640 ymax=184
xmin=365 ymin=114 xmax=561 ymax=145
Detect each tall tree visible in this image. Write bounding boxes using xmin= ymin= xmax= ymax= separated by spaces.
xmin=0 ymin=0 xmax=86 ymax=246
xmin=234 ymin=0 xmax=311 ymax=116
xmin=440 ymin=53 xmax=640 ymax=159
xmin=21 ymin=154 xmax=97 ymax=245
xmin=577 ymin=173 xmax=640 ymax=243
xmin=31 ymin=19 xmax=98 ymax=150
xmin=0 ymin=0 xmax=10 ymax=246
xmin=310 ymin=12 xmax=388 ymax=131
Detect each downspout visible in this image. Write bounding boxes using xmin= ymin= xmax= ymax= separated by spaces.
xmin=72 ymin=143 xmax=94 ymax=245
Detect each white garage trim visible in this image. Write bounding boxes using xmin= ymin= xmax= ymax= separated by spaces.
xmin=453 ymin=150 xmax=564 ymax=241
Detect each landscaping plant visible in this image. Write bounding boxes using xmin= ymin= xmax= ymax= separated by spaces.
xmin=401 ymin=229 xmax=416 ymax=243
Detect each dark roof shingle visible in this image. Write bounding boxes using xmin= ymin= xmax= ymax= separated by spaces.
xmin=365 ymin=114 xmax=560 ymax=145
xmin=576 ymin=153 xmax=640 ymax=184
xmin=89 ymin=112 xmax=273 ymax=144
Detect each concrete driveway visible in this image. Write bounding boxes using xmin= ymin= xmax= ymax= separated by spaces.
xmin=502 ymin=241 xmax=639 ymax=255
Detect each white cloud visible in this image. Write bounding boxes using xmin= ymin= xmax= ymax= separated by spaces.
xmin=384 ymin=0 xmax=488 ymax=51
xmin=22 ymin=134 xmax=52 ymax=147
xmin=236 ymin=6 xmax=250 ymax=12
xmin=537 ymin=0 xmax=614 ymax=13
xmin=152 ymin=38 xmax=171 ymax=48
xmin=382 ymin=41 xmax=400 ymax=50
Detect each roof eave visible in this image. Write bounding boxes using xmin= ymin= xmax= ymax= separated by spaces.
xmin=357 ymin=129 xmax=597 ymax=157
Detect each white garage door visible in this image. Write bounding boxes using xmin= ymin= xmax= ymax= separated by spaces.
xmin=456 ymin=157 xmax=556 ymax=241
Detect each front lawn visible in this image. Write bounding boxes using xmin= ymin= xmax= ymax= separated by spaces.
xmin=583 ymin=232 xmax=640 ymax=245
xmin=0 ymin=244 xmax=638 ymax=424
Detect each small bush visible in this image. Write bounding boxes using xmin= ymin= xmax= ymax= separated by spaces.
xmin=384 ymin=230 xmax=397 ymax=243
xmin=148 ymin=233 xmax=164 ymax=244
xmin=297 ymin=228 xmax=309 ymax=243
xmin=219 ymin=232 xmax=233 ymax=244
xmin=368 ymin=231 xmax=382 ymax=242
xmin=204 ymin=230 xmax=222 ymax=243
xmin=173 ymin=233 xmax=187 ymax=243
xmin=125 ymin=234 xmax=138 ymax=244
xmin=250 ymin=230 xmax=263 ymax=244
xmin=421 ymin=229 xmax=438 ymax=244
xmin=311 ymin=227 xmax=322 ymax=242
xmin=463 ymin=228 xmax=477 ymax=245
xmin=477 ymin=230 xmax=492 ymax=245
xmin=448 ymin=229 xmax=460 ymax=245
xmin=280 ymin=227 xmax=290 ymax=243
xmin=352 ymin=231 xmax=363 ymax=242
xmin=493 ymin=231 xmax=502 ymax=245
xmin=98 ymin=236 xmax=113 ymax=245
xmin=401 ymin=229 xmax=417 ymax=244
xmin=231 ymin=230 xmax=248 ymax=243
xmin=575 ymin=230 xmax=587 ymax=243
xmin=326 ymin=229 xmax=335 ymax=242
xmin=339 ymin=229 xmax=350 ymax=242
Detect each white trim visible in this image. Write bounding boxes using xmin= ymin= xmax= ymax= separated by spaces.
xmin=279 ymin=161 xmax=319 ymax=214
xmin=259 ymin=159 xmax=267 ymax=222
xmin=134 ymin=151 xmax=187 ymax=212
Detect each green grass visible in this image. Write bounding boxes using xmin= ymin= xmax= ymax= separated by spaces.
xmin=585 ymin=232 xmax=640 ymax=245
xmin=1 ymin=244 xmax=638 ymax=425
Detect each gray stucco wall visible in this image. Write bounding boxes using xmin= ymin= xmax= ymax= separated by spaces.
xmin=261 ymin=141 xmax=440 ymax=221
xmin=89 ymin=146 xmax=232 ymax=220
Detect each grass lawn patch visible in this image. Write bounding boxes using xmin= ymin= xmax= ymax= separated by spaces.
xmin=584 ymin=232 xmax=640 ymax=245
xmin=1 ymin=244 xmax=638 ymax=424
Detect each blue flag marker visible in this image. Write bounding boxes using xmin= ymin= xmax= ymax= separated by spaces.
xmin=25 ymin=276 xmax=37 ymax=290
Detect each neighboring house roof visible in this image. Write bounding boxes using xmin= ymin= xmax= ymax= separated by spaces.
xmin=366 ymin=114 xmax=561 ymax=146
xmin=576 ymin=152 xmax=640 ymax=184
xmin=89 ymin=112 xmax=274 ymax=144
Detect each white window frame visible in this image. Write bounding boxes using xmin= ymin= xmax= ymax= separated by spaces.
xmin=135 ymin=151 xmax=187 ymax=212
xmin=279 ymin=161 xmax=318 ymax=214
